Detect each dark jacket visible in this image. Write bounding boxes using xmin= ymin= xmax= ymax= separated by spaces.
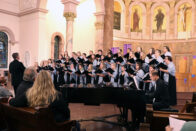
xmin=153 ymin=78 xmax=169 ymax=105
xmin=15 ymin=81 xmax=34 ymax=97
xmin=147 ymin=78 xmax=169 ymax=106
xmin=9 ymin=60 xmax=25 ymax=87
xmin=9 ymin=92 xmax=70 ymax=123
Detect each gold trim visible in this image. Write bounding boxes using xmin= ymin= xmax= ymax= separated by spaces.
xmin=95 ymin=22 xmax=104 ymax=30
xmin=64 ymin=12 xmax=76 ymax=21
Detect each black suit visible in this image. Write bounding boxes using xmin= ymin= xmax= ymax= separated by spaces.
xmin=15 ymin=81 xmax=33 ymax=97
xmin=9 ymin=59 xmax=25 ymax=94
xmin=148 ymin=78 xmax=169 ymax=110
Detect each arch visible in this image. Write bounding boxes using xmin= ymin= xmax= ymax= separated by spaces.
xmin=0 ymin=26 xmax=16 ymax=44
xmin=174 ymin=0 xmax=195 ymax=38
xmin=151 ymin=2 xmax=170 ymax=39
xmin=51 ymin=32 xmax=65 ymax=59
xmin=114 ymin=0 xmax=126 ymax=33
xmin=129 ymin=1 xmax=146 ymax=37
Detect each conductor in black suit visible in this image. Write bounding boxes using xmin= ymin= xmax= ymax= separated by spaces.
xmin=9 ymin=53 xmax=25 ymax=94
xmin=148 ymin=71 xmax=169 ymax=110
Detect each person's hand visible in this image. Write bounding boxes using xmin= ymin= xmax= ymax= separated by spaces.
xmin=8 ymin=96 xmax=13 ymax=102
xmin=159 ymin=68 xmax=164 ymax=72
xmin=165 ymin=125 xmax=173 ymax=131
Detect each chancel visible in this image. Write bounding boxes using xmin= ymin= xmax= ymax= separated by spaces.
xmin=0 ymin=0 xmax=196 ymax=131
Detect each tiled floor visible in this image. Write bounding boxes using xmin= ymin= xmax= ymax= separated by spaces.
xmin=69 ymin=103 xmax=129 ymax=131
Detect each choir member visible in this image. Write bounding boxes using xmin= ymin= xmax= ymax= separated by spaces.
xmin=163 ymin=46 xmax=172 ymax=57
xmin=159 ymin=56 xmax=176 ymax=105
xmin=118 ymin=65 xmax=129 ymax=86
xmin=135 ymin=62 xmax=145 ymax=89
xmin=85 ymin=64 xmax=95 ymax=85
xmin=155 ymin=49 xmax=164 ymax=63
xmin=94 ymin=62 xmax=106 ymax=84
xmin=107 ymin=63 xmax=118 ymax=86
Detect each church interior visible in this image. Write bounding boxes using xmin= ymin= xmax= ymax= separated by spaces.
xmin=1 ymin=0 xmax=196 ymax=131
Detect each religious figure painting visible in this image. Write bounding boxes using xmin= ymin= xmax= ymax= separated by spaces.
xmin=177 ymin=3 xmax=192 ymax=32
xmin=131 ymin=5 xmax=142 ymax=32
xmin=114 ymin=11 xmax=121 ymax=30
xmin=113 ymin=1 xmax=122 ymax=30
xmin=153 ymin=6 xmax=166 ymax=33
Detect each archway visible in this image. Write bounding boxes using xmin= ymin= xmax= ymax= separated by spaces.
xmin=51 ymin=32 xmax=65 ymax=59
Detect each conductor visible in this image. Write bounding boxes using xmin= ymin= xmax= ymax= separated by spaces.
xmin=9 ymin=53 xmax=25 ymax=94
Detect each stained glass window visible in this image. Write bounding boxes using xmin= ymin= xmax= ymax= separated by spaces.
xmin=54 ymin=36 xmax=60 ymax=60
xmin=0 ymin=32 xmax=8 ymax=68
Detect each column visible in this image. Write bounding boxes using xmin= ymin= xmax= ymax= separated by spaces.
xmin=146 ymin=2 xmax=152 ymax=39
xmin=94 ymin=12 xmax=105 ymax=52
xmin=169 ymin=1 xmax=175 ymax=39
xmin=64 ymin=12 xmax=76 ymax=56
xmin=103 ymin=0 xmax=114 ymax=53
xmin=62 ymin=0 xmax=79 ymax=56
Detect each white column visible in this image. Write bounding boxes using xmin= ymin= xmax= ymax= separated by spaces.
xmin=62 ymin=0 xmax=79 ymax=56
xmin=64 ymin=12 xmax=76 ymax=56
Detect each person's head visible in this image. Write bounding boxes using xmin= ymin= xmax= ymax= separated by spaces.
xmin=121 ymin=65 xmax=126 ymax=72
xmin=111 ymin=63 xmax=116 ymax=70
xmin=91 ymin=54 xmax=95 ymax=59
xmin=78 ymin=64 xmax=83 ymax=70
xmin=12 ymin=53 xmax=19 ymax=60
xmin=164 ymin=56 xmax=172 ymax=64
xmin=136 ymin=62 xmax=142 ymax=70
xmin=82 ymin=53 xmax=86 ymax=58
xmin=137 ymin=47 xmax=142 ymax=52
xmin=64 ymin=51 xmax=68 ymax=55
xmin=155 ymin=49 xmax=161 ymax=57
xmin=163 ymin=46 xmax=170 ymax=53
xmin=88 ymin=64 xmax=93 ymax=71
xmin=98 ymin=50 xmax=102 ymax=55
xmin=127 ymin=48 xmax=131 ymax=53
xmin=99 ymin=62 xmax=105 ymax=69
xmin=23 ymin=67 xmax=37 ymax=82
xmin=89 ymin=50 xmax=93 ymax=55
xmin=149 ymin=48 xmax=155 ymax=54
xmin=150 ymin=71 xmax=159 ymax=81
xmin=149 ymin=65 xmax=156 ymax=73
xmin=26 ymin=70 xmax=58 ymax=107
xmin=77 ymin=51 xmax=81 ymax=57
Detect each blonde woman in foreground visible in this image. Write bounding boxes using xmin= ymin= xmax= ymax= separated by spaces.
xmin=9 ymin=70 xmax=70 ymax=122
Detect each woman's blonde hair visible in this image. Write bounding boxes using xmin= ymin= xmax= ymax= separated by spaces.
xmin=26 ymin=70 xmax=58 ymax=107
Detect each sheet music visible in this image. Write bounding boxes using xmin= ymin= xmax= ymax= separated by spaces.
xmin=169 ymin=117 xmax=186 ymax=131
xmin=133 ymin=76 xmax=140 ymax=90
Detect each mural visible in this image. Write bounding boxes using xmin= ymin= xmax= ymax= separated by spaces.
xmin=114 ymin=1 xmax=121 ymax=30
xmin=177 ymin=3 xmax=192 ymax=32
xmin=131 ymin=5 xmax=142 ymax=32
xmin=153 ymin=6 xmax=166 ymax=33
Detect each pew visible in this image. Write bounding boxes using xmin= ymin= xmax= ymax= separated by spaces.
xmin=0 ymin=98 xmax=76 ymax=131
xmin=145 ymin=108 xmax=196 ymax=131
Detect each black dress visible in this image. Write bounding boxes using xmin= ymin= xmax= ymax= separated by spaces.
xmin=9 ymin=92 xmax=70 ymax=123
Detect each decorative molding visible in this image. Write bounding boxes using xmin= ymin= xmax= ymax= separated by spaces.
xmin=95 ymin=22 xmax=104 ymax=30
xmin=0 ymin=8 xmax=48 ymax=17
xmin=63 ymin=12 xmax=76 ymax=21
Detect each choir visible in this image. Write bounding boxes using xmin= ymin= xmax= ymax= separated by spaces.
xmin=34 ymin=46 xmax=176 ymax=105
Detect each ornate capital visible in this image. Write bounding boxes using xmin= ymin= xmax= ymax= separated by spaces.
xmin=169 ymin=1 xmax=176 ymax=8
xmin=95 ymin=22 xmax=104 ymax=30
xmin=64 ymin=12 xmax=76 ymax=21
